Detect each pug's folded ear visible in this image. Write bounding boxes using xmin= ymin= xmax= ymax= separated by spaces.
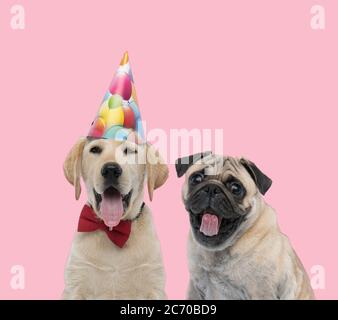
xmin=146 ymin=144 xmax=169 ymax=201
xmin=240 ymin=158 xmax=272 ymax=195
xmin=175 ymin=151 xmax=212 ymax=178
xmin=63 ymin=138 xmax=87 ymax=200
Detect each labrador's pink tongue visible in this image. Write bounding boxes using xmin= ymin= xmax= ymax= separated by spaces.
xmin=101 ymin=191 xmax=124 ymax=228
xmin=200 ymin=213 xmax=219 ymax=236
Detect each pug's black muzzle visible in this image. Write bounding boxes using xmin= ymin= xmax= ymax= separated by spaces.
xmin=185 ymin=180 xmax=246 ymax=248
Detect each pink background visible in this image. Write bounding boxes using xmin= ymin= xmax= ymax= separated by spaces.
xmin=0 ymin=0 xmax=337 ymax=299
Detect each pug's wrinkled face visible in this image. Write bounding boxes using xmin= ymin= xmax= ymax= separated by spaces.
xmin=82 ymin=139 xmax=146 ymax=226
xmin=176 ymin=153 xmax=272 ymax=250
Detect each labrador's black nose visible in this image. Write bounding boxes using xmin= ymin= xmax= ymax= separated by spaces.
xmin=101 ymin=162 xmax=122 ymax=179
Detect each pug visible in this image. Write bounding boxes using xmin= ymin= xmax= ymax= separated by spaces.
xmin=63 ymin=137 xmax=168 ymax=299
xmin=176 ymin=152 xmax=314 ymax=300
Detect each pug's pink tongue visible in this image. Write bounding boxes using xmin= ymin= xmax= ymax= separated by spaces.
xmin=200 ymin=213 xmax=219 ymax=236
xmin=101 ymin=192 xmax=124 ymax=228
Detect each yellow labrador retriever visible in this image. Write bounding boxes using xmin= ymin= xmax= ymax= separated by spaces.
xmin=62 ymin=136 xmax=168 ymax=299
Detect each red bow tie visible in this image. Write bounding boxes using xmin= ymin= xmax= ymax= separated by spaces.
xmin=78 ymin=204 xmax=131 ymax=248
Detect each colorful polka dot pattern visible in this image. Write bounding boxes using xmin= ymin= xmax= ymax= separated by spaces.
xmin=88 ymin=52 xmax=144 ymax=142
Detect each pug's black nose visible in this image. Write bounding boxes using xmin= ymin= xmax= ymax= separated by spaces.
xmin=205 ymin=184 xmax=222 ymax=196
xmin=101 ymin=162 xmax=122 ymax=179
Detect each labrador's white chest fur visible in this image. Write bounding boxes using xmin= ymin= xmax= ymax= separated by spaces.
xmin=63 ymin=206 xmax=166 ymax=299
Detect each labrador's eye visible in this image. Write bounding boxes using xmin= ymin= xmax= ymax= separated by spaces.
xmin=90 ymin=146 xmax=102 ymax=154
xmin=190 ymin=172 xmax=204 ymax=185
xmin=124 ymin=148 xmax=137 ymax=155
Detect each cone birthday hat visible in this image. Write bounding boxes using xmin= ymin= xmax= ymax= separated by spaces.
xmin=88 ymin=52 xmax=145 ymax=141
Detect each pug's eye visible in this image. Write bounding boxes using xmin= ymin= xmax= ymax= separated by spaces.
xmin=227 ymin=181 xmax=244 ymax=197
xmin=190 ymin=172 xmax=204 ymax=185
xmin=90 ymin=146 xmax=102 ymax=154
xmin=124 ymin=148 xmax=137 ymax=155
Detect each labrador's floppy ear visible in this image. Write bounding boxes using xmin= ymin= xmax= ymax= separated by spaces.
xmin=175 ymin=151 xmax=212 ymax=178
xmin=146 ymin=144 xmax=169 ymax=201
xmin=63 ymin=138 xmax=87 ymax=200
xmin=240 ymin=158 xmax=272 ymax=195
